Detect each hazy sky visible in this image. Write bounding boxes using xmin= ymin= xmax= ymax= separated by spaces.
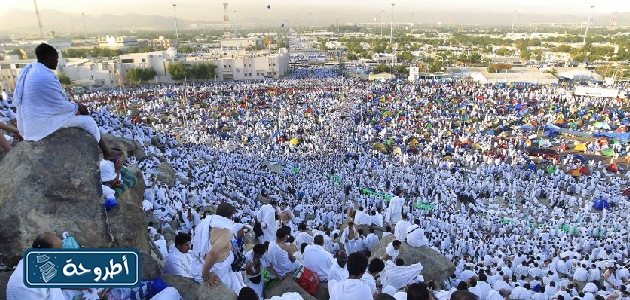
xmin=3 ymin=0 xmax=628 ymax=22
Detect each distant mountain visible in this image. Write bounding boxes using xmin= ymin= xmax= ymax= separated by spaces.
xmin=0 ymin=8 xmax=197 ymax=35
xmin=0 ymin=8 xmax=628 ymax=36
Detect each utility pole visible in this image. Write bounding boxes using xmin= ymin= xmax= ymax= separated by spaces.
xmin=82 ymin=13 xmax=88 ymax=38
xmin=583 ymin=5 xmax=594 ymax=45
xmin=511 ymin=11 xmax=517 ymax=32
xmin=381 ymin=11 xmax=384 ymax=37
xmin=172 ymin=4 xmax=180 ymax=48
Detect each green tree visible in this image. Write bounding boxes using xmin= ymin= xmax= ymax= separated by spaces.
xmin=397 ymin=51 xmax=415 ymax=62
xmin=550 ymin=67 xmax=558 ymax=76
xmin=319 ymin=39 xmax=328 ymax=51
xmin=168 ymin=62 xmax=189 ymax=81
xmin=374 ymin=64 xmax=389 ymax=73
xmin=127 ymin=67 xmax=157 ymax=83
xmin=178 ymin=46 xmax=194 ymax=53
xmin=190 ymin=63 xmax=217 ymax=81
xmin=58 ymin=73 xmax=72 ymax=85
xmin=346 ymin=52 xmax=358 ymax=61
xmin=395 ymin=65 xmax=408 ymax=74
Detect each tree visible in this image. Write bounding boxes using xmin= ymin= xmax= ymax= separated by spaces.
xmin=190 ymin=63 xmax=217 ymax=81
xmin=168 ymin=62 xmax=189 ymax=81
xmin=374 ymin=64 xmax=389 ymax=73
xmin=9 ymin=49 xmax=21 ymax=56
xmin=178 ymin=46 xmax=194 ymax=53
xmin=397 ymin=51 xmax=415 ymax=62
xmin=550 ymin=67 xmax=558 ymax=76
xmin=127 ymin=67 xmax=157 ymax=83
xmin=58 ymin=73 xmax=72 ymax=86
xmin=319 ymin=39 xmax=328 ymax=51
xmin=347 ymin=52 xmax=358 ymax=61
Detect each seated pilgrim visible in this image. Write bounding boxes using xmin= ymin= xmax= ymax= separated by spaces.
xmin=163 ymin=233 xmax=194 ymax=278
xmin=13 ymin=43 xmax=119 ymax=159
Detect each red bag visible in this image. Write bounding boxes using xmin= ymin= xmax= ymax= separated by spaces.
xmin=293 ymin=265 xmax=320 ymax=295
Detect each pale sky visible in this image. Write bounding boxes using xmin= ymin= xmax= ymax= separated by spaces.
xmin=2 ymin=0 xmax=628 ymax=23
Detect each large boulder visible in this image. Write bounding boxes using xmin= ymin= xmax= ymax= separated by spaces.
xmin=265 ymin=277 xmax=317 ymax=300
xmin=156 ymin=162 xmax=176 ymax=187
xmin=0 ymin=272 xmax=11 ymax=300
xmin=107 ymin=166 xmax=150 ymax=251
xmin=197 ymin=281 xmax=237 ymax=300
xmin=161 ymin=274 xmax=200 ymax=300
xmin=140 ymin=250 xmax=163 ymax=280
xmin=101 ymin=133 xmax=146 ymax=160
xmin=370 ymin=235 xmax=455 ymax=285
xmin=0 ymin=128 xmax=150 ymax=266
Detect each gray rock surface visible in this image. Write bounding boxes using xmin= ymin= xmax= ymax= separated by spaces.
xmin=102 ymin=133 xmax=146 ymax=160
xmin=265 ymin=277 xmax=318 ymax=300
xmin=370 ymin=235 xmax=455 ymax=285
xmin=161 ymin=274 xmax=200 ymax=300
xmin=197 ymin=281 xmax=237 ymax=300
xmin=156 ymin=162 xmax=176 ymax=187
xmin=140 ymin=250 xmax=163 ymax=280
xmin=0 ymin=128 xmax=151 ymax=266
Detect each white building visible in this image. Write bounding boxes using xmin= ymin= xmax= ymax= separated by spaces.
xmin=98 ymin=36 xmax=139 ymax=49
xmin=205 ymin=48 xmax=290 ymax=81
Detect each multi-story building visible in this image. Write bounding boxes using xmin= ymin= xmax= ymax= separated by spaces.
xmin=98 ymin=36 xmax=139 ymax=49
xmin=147 ymin=37 xmax=177 ymax=50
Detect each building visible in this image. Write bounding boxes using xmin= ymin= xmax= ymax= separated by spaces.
xmin=449 ymin=67 xmax=558 ymax=84
xmin=147 ymin=37 xmax=177 ymax=50
xmin=202 ymin=48 xmax=290 ymax=81
xmin=0 ymin=58 xmax=35 ymax=91
xmin=220 ymin=38 xmax=258 ymax=50
xmin=98 ymin=36 xmax=139 ymax=49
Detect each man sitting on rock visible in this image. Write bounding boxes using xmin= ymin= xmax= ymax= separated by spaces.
xmin=304 ymin=235 xmax=335 ymax=282
xmin=13 ymin=43 xmax=118 ymax=159
xmin=381 ymin=239 xmax=402 ymax=262
xmin=329 ymin=252 xmax=373 ymax=300
xmin=163 ymin=233 xmax=193 ymax=278
xmin=267 ymin=228 xmax=299 ymax=280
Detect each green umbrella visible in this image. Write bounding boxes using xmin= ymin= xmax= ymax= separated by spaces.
xmin=547 ymin=166 xmax=556 ymax=174
xmin=603 ymin=148 xmax=615 ymax=157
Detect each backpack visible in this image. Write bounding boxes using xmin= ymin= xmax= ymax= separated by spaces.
xmin=293 ymin=265 xmax=320 ymax=295
xmin=253 ymin=221 xmax=264 ymax=238
xmin=230 ymin=241 xmax=247 ymax=272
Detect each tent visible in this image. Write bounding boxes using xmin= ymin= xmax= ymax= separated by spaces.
xmin=592 ymin=199 xmax=610 ymax=211
xmin=539 ymin=140 xmax=553 ymax=147
xmin=623 ymin=188 xmax=630 ymax=197
xmin=393 ymin=147 xmax=402 ymax=155
xmin=570 ymin=169 xmax=581 ymax=177
xmin=594 ymin=122 xmax=611 ymax=130
xmin=606 ymin=164 xmax=619 ymax=172
xmin=547 ymin=165 xmax=556 ymax=174
xmin=574 ymin=143 xmax=587 ymax=152
xmin=372 ymin=143 xmax=387 ymax=153
xmin=289 ymin=138 xmax=299 ymax=146
xmin=602 ymin=148 xmax=616 ymax=157
xmin=579 ymin=166 xmax=590 ymax=175
xmin=573 ymin=155 xmax=585 ymax=163
xmin=521 ymin=125 xmax=535 ymax=131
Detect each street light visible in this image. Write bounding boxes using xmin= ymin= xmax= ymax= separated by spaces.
xmin=583 ymin=5 xmax=594 ymax=45
xmin=511 ymin=11 xmax=517 ymax=32
xmin=390 ymin=3 xmax=396 ymax=74
xmin=81 ymin=13 xmax=88 ymax=38
xmin=172 ymin=4 xmax=180 ymax=48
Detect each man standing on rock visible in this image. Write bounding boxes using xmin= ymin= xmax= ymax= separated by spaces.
xmin=257 ymin=200 xmax=278 ymax=243
xmin=201 ymin=202 xmax=245 ymax=294
xmin=13 ymin=43 xmax=118 ymax=159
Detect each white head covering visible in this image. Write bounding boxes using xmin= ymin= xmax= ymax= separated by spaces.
xmin=100 ymin=160 xmax=117 ymax=182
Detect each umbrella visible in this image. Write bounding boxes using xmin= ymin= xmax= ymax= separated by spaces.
xmin=547 ymin=165 xmax=556 ymax=174
xmin=606 ymin=164 xmax=619 ymax=172
xmin=592 ymin=199 xmax=610 ymax=211
xmin=603 ymin=148 xmax=615 ymax=157
xmin=574 ymin=143 xmax=587 ymax=152
xmin=573 ymin=155 xmax=585 ymax=163
xmin=372 ymin=143 xmax=387 ymax=153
